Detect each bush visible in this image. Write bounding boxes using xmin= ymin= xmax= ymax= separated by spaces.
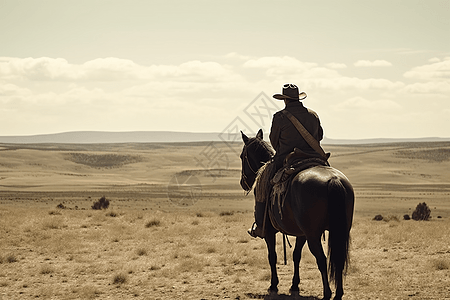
xmin=56 ymin=203 xmax=66 ymax=209
xmin=412 ymin=202 xmax=431 ymax=221
xmin=373 ymin=214 xmax=383 ymax=221
xmin=92 ymin=196 xmax=110 ymax=210
xmin=403 ymin=214 xmax=411 ymax=220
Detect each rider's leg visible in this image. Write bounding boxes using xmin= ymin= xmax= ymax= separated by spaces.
xmin=248 ymin=200 xmax=266 ymax=238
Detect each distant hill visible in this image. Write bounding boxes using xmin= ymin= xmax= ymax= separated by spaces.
xmin=0 ymin=131 xmax=449 ymax=144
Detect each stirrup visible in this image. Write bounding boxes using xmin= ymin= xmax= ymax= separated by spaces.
xmin=247 ymin=222 xmax=257 ymax=237
xmin=247 ymin=222 xmax=264 ymax=238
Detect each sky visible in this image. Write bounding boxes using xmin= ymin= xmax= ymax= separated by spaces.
xmin=0 ymin=0 xmax=449 ymax=139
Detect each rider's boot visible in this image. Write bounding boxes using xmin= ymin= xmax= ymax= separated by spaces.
xmin=248 ymin=201 xmax=266 ymax=238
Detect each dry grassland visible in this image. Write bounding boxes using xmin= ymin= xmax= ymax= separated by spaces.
xmin=1 ymin=141 xmax=450 ymax=299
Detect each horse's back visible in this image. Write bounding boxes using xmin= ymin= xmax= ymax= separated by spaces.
xmin=294 ymin=166 xmax=354 ymax=231
xmin=271 ymin=165 xmax=354 ymax=237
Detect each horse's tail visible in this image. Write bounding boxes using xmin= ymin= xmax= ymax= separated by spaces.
xmin=327 ymin=177 xmax=350 ymax=286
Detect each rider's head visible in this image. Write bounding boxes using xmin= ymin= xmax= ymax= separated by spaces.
xmin=273 ymin=83 xmax=307 ymax=102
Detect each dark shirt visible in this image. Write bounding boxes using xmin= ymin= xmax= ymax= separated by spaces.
xmin=269 ymin=101 xmax=323 ymax=161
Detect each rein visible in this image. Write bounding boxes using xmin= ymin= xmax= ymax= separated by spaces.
xmin=241 ymin=142 xmax=260 ymax=194
xmin=241 ymin=139 xmax=292 ymax=265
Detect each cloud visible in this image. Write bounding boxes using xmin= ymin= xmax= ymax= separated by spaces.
xmin=428 ymin=57 xmax=441 ymax=63
xmin=305 ymin=77 xmax=404 ymax=91
xmin=354 ymin=60 xmax=393 ymax=67
xmin=325 ymin=63 xmax=347 ymax=69
xmin=0 ymin=57 xmax=76 ymax=80
xmin=402 ymin=81 xmax=450 ymax=94
xmin=0 ymin=57 xmax=239 ymax=83
xmin=333 ymin=96 xmax=402 ymax=111
xmin=1 ymin=54 xmax=448 ymax=137
xmin=403 ymin=58 xmax=450 ymax=80
xmin=224 ymin=52 xmax=251 ymax=60
xmin=243 ymin=56 xmax=318 ymax=74
xmin=241 ymin=56 xmax=403 ymax=91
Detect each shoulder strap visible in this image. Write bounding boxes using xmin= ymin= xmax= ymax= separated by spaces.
xmin=282 ymin=109 xmax=327 ymax=160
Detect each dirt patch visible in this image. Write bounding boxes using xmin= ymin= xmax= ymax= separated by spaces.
xmin=395 ymin=148 xmax=450 ymax=162
xmin=65 ymin=153 xmax=143 ymax=168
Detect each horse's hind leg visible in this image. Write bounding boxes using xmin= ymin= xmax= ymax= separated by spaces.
xmin=334 ymin=269 xmax=344 ymax=300
xmin=290 ymin=235 xmax=306 ymax=294
xmin=308 ymin=237 xmax=332 ymax=300
xmin=264 ymin=231 xmax=278 ymax=294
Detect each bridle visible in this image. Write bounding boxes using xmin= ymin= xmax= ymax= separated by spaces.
xmin=240 ymin=141 xmax=260 ymax=193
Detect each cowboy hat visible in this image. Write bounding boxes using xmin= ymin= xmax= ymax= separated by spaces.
xmin=273 ymin=83 xmax=307 ymax=101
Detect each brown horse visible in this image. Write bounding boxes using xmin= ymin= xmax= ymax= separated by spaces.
xmin=240 ymin=129 xmax=354 ymax=300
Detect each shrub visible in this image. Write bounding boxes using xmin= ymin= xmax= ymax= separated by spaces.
xmin=403 ymin=214 xmax=411 ymax=220
xmin=373 ymin=214 xmax=383 ymax=221
xmin=91 ymin=196 xmax=110 ymax=210
xmin=412 ymin=202 xmax=431 ymax=221
xmin=56 ymin=203 xmax=66 ymax=209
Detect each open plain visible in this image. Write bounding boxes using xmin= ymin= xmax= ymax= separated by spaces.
xmin=1 ymin=141 xmax=450 ymax=300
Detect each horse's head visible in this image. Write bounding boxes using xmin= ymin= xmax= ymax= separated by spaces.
xmin=239 ymin=129 xmax=274 ymax=192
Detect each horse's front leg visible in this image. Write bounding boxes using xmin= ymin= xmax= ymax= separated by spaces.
xmin=264 ymin=231 xmax=278 ymax=294
xmin=290 ymin=235 xmax=307 ymax=294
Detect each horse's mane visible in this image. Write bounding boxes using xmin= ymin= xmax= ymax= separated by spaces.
xmin=248 ymin=137 xmax=275 ymax=160
xmin=249 ymin=137 xmax=276 ymax=202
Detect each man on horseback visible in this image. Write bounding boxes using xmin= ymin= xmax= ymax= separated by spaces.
xmin=248 ymin=83 xmax=325 ymax=238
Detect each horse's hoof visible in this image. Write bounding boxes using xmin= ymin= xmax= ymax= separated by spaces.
xmin=289 ymin=287 xmax=299 ymax=296
xmin=267 ymin=287 xmax=278 ymax=295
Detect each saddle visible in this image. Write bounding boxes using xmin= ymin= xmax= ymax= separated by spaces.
xmin=271 ymin=148 xmax=329 ymax=185
xmin=270 ymin=148 xmax=329 ymax=219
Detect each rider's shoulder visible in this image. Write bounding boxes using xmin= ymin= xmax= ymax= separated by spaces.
xmin=306 ymin=108 xmax=320 ymax=118
xmin=273 ymin=110 xmax=285 ymax=119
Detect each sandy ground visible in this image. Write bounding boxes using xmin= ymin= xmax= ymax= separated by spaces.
xmin=1 ymin=141 xmax=450 ymax=299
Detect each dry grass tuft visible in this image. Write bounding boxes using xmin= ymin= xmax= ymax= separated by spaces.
xmin=219 ymin=211 xmax=234 ymax=216
xmin=2 ymin=253 xmax=17 ymax=263
xmin=42 ymin=217 xmax=66 ymax=230
xmin=112 ymin=273 xmax=127 ymax=285
xmin=136 ymin=248 xmax=147 ymax=256
xmin=431 ymin=258 xmax=449 ymax=270
xmin=383 ymin=215 xmax=400 ymax=222
xmin=106 ymin=211 xmax=118 ymax=217
xmin=145 ymin=218 xmax=161 ymax=228
xmin=40 ymin=265 xmax=54 ymax=274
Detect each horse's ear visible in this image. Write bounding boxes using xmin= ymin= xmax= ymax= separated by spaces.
xmin=256 ymin=129 xmax=263 ymax=140
xmin=241 ymin=130 xmax=250 ymax=144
